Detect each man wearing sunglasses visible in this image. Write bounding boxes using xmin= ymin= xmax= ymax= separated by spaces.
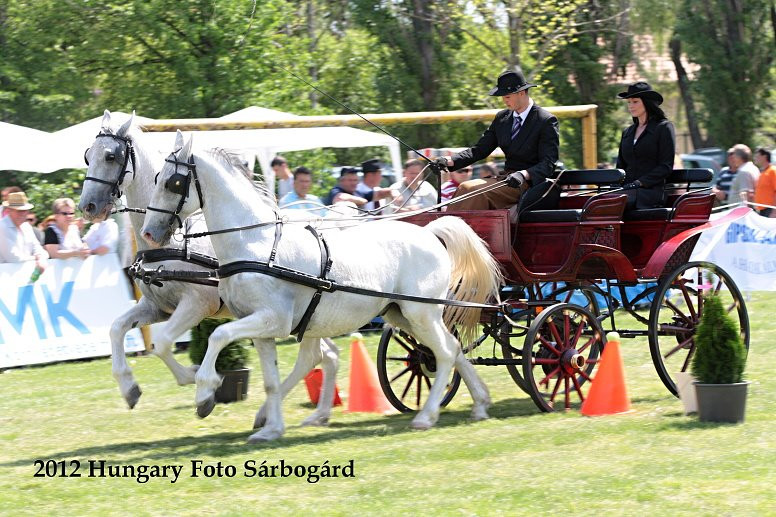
xmin=43 ymin=198 xmax=91 ymax=260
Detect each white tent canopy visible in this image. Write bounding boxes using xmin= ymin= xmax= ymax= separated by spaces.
xmin=0 ymin=107 xmax=403 ymax=185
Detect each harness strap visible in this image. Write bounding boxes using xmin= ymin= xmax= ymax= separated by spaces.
xmin=290 ymin=225 xmax=333 ymax=341
xmin=217 ymin=260 xmax=499 ymax=310
xmin=134 ymin=248 xmax=219 ymax=270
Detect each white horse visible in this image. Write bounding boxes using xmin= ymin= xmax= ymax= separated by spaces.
xmin=78 ymin=111 xmax=340 ymax=427
xmin=141 ymin=131 xmax=503 ymax=442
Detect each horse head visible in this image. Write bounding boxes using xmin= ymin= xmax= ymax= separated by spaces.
xmin=78 ymin=110 xmax=137 ymax=221
xmin=141 ymin=130 xmax=200 ymax=247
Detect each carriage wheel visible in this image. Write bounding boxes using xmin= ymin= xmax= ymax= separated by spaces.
xmin=521 ymin=303 xmax=605 ymax=412
xmin=648 ymin=261 xmax=749 ymax=396
xmin=376 ymin=326 xmax=461 ymax=413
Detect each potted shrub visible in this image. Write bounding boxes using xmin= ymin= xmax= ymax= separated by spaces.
xmin=691 ymin=293 xmax=748 ymax=423
xmin=189 ymin=318 xmax=251 ymax=403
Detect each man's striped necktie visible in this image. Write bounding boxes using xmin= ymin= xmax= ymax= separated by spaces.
xmin=511 ymin=112 xmax=522 ymax=140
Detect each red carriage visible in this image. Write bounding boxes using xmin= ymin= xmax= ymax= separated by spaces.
xmin=376 ymin=168 xmax=750 ymax=413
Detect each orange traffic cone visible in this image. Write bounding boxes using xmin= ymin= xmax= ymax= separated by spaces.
xmin=346 ymin=333 xmax=395 ymax=414
xmin=581 ymin=332 xmax=631 ymax=416
xmin=303 ymin=368 xmax=342 ymax=406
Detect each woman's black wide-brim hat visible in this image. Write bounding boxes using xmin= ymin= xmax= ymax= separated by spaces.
xmin=488 ymin=69 xmax=537 ymax=96
xmin=617 ymin=81 xmax=664 ymax=104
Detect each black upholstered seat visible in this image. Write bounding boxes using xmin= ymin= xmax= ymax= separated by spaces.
xmin=519 ymin=209 xmax=582 ymax=223
xmin=623 ymin=208 xmax=672 ymax=221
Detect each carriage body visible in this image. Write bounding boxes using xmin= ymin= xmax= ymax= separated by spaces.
xmin=378 ymin=168 xmax=751 ymax=413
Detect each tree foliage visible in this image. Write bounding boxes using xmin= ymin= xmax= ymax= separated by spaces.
xmin=673 ymin=0 xmax=774 ymax=148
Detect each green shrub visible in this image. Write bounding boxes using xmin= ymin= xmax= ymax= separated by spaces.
xmin=691 ymin=294 xmax=746 ymax=384
xmin=189 ymin=318 xmax=250 ymax=371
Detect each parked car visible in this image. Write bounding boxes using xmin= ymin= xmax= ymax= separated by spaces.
xmin=692 ymin=147 xmax=727 ymax=168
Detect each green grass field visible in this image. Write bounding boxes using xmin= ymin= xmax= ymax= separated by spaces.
xmin=2 ymin=293 xmax=775 ymax=516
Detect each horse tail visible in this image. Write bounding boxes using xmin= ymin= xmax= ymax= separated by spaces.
xmin=424 ymin=216 xmax=504 ymax=346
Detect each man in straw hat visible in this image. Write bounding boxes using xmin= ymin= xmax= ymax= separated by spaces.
xmin=0 ymin=191 xmax=49 ymax=265
xmin=437 ymin=67 xmax=560 ymax=211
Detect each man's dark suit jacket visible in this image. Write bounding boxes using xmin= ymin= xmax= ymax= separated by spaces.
xmin=451 ymin=104 xmax=560 ymax=185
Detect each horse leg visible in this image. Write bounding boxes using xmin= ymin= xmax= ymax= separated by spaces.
xmin=400 ymin=314 xmax=457 ymax=430
xmin=248 ymin=337 xmax=285 ymax=442
xmin=253 ymin=337 xmax=339 ymax=429
xmin=152 ymin=293 xmax=220 ymax=386
xmin=109 ymin=297 xmax=166 ymax=408
xmin=301 ymin=338 xmax=339 ymax=426
xmin=452 ymin=339 xmax=491 ymax=421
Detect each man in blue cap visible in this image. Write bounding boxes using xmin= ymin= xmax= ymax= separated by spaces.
xmin=437 ymin=68 xmax=560 ymax=211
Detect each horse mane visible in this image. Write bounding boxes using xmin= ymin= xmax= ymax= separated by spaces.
xmin=204 ymin=148 xmax=277 ymax=208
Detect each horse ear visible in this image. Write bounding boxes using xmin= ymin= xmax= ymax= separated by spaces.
xmin=175 ymin=129 xmax=184 ymax=149
xmin=117 ymin=112 xmax=134 ymax=137
xmin=101 ymin=110 xmax=111 ymax=129
xmin=181 ymin=133 xmax=193 ymax=159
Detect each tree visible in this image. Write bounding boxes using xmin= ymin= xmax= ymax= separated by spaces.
xmin=673 ymin=0 xmax=775 ymax=148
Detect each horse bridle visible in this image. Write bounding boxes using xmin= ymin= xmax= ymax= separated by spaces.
xmin=83 ymin=132 xmax=137 ymax=198
xmin=146 ymin=150 xmax=204 ymax=232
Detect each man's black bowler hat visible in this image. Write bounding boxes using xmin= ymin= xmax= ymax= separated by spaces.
xmin=488 ymin=69 xmax=537 ymax=96
xmin=617 ymin=81 xmax=664 ymax=104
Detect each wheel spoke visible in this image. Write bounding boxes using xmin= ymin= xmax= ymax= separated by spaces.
xmin=663 ymin=335 xmax=694 ymax=359
xmin=680 ymin=345 xmax=695 ymax=372
xmin=564 ymin=313 xmax=571 ymax=343
xmin=538 ymin=335 xmax=562 ymax=356
xmin=390 ymin=366 xmax=412 ymax=383
xmin=424 ymin=374 xmax=432 ymax=390
xmin=549 ymin=374 xmax=563 ymax=400
xmin=564 ymin=377 xmax=571 ymax=409
xmin=386 ymin=355 xmax=410 ymax=362
xmin=400 ymin=371 xmax=416 ymax=401
xmin=539 ymin=366 xmax=561 ymax=387
xmin=416 ymin=373 xmax=422 ymax=407
xmin=392 ymin=335 xmax=414 ymax=353
xmin=576 ymin=336 xmax=595 ymax=354
xmin=571 ymin=374 xmax=585 ymax=402
xmin=664 ymin=296 xmax=694 ymax=326
xmin=569 ymin=317 xmax=586 ymax=349
xmin=548 ymin=318 xmax=565 ymax=348
xmin=679 ymin=280 xmax=697 ymax=322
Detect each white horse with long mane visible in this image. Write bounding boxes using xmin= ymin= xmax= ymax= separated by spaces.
xmin=141 ymin=131 xmax=503 ymax=441
xmin=78 ymin=111 xmax=341 ymax=427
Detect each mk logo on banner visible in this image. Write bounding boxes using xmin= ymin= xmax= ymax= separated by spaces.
xmin=0 ymin=281 xmax=89 ymax=344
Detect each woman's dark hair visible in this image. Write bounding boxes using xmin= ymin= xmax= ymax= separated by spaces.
xmin=632 ymin=97 xmax=666 ymax=124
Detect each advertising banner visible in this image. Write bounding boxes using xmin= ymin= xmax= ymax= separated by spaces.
xmin=691 ymin=207 xmax=776 ymax=291
xmin=0 ymin=254 xmax=144 ymax=368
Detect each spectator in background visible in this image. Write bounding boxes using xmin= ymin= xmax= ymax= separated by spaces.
xmin=0 ymin=191 xmax=49 ymax=265
xmin=441 ymin=166 xmax=473 ymax=206
xmin=384 ymin=159 xmax=438 ymax=214
xmin=83 ymin=214 xmax=119 ymax=255
xmin=1 ymin=186 xmax=22 ymax=218
xmin=478 ymin=162 xmax=498 ymax=179
xmin=43 ymin=198 xmax=90 ymax=259
xmin=25 ymin=212 xmax=44 ymax=244
xmin=278 ymin=166 xmax=326 ymax=216
xmin=356 ymin=159 xmax=395 ymax=212
xmin=324 ymin=167 xmax=369 ymax=206
xmin=727 ymin=144 xmax=760 ymax=205
xmin=271 ymin=155 xmax=294 ymax=200
xmin=753 ymin=147 xmax=776 ymax=217
xmin=712 ymin=149 xmax=737 ymax=204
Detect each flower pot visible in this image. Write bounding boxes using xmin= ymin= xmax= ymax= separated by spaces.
xmin=215 ymin=368 xmax=250 ymax=403
xmin=675 ymin=371 xmax=698 ymax=415
xmin=694 ymin=381 xmax=749 ymax=423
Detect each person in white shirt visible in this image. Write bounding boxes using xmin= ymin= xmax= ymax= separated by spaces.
xmin=278 ymin=167 xmax=327 ymax=217
xmin=383 ymin=159 xmax=438 ymax=214
xmin=0 ymin=191 xmax=49 ymax=267
xmin=272 ymin=155 xmax=294 ymax=200
xmin=727 ymin=144 xmax=761 ymax=204
xmin=83 ymin=215 xmax=119 ymax=255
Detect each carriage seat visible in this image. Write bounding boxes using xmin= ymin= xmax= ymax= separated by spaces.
xmin=623 ymin=168 xmax=714 ymax=221
xmin=516 ymin=168 xmax=625 ymax=223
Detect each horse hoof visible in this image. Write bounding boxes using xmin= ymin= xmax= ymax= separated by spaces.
xmin=410 ymin=418 xmax=433 ymax=431
xmin=247 ymin=429 xmax=282 ymax=443
xmin=126 ymin=385 xmax=142 ymax=409
xmin=471 ymin=407 xmax=490 ymax=422
xmin=253 ymin=414 xmax=266 ymax=429
xmin=196 ymin=397 xmax=216 ymax=418
xmin=301 ymin=414 xmax=330 ymax=427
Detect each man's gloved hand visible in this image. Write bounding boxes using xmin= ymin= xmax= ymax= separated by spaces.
xmin=434 ymin=157 xmax=450 ymax=169
xmin=622 ymin=180 xmax=641 ymax=190
xmin=506 ymin=171 xmax=524 ymax=189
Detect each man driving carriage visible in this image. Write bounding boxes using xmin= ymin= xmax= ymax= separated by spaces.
xmin=437 ymin=68 xmax=560 ymax=211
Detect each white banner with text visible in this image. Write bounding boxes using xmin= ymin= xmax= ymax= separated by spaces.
xmin=0 ymin=254 xmax=144 ymax=368
xmin=691 ymin=207 xmax=776 ymax=291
